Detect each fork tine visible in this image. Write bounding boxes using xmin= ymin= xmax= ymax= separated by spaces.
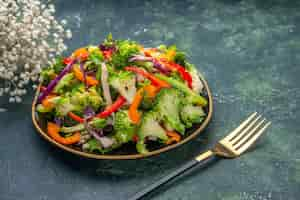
xmin=230 ymin=115 xmax=262 ymax=144
xmin=224 ymin=112 xmax=257 ymax=141
xmin=236 ymin=122 xmax=271 ymax=154
xmin=233 ymin=118 xmax=265 ymax=148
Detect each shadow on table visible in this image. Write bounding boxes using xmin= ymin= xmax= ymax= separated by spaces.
xmin=32 ymin=121 xmax=215 ymax=183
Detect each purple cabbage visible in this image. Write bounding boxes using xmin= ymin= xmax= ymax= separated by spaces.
xmin=83 ymin=106 xmax=95 ymax=120
xmin=54 ymin=117 xmax=63 ymax=126
xmin=152 ymin=59 xmax=171 ymax=74
xmin=99 ymin=44 xmax=117 ymax=52
xmin=38 ymin=59 xmax=76 ymax=103
xmin=83 ymin=112 xmax=114 ymax=148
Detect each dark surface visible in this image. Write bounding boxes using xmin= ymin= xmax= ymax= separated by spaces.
xmin=1 ymin=0 xmax=300 ymax=199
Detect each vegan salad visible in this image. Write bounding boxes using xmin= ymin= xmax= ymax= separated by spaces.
xmin=36 ymin=34 xmax=208 ymax=154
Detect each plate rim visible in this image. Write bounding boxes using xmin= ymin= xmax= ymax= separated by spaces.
xmin=32 ymin=72 xmax=213 ymax=160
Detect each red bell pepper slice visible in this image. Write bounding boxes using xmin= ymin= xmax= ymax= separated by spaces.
xmin=68 ymin=112 xmax=85 ymax=123
xmin=63 ymin=57 xmax=73 ymax=65
xmin=124 ymin=66 xmax=170 ymax=88
xmin=102 ymin=50 xmax=113 ymax=60
xmin=160 ymin=60 xmax=193 ymax=89
xmin=132 ymin=134 xmax=139 ymax=143
xmin=68 ymin=97 xmax=126 ymax=122
xmin=96 ymin=96 xmax=126 ymax=118
xmin=40 ymin=86 xmax=47 ymax=92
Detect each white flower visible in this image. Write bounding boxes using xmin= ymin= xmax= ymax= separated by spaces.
xmin=0 ymin=0 xmax=72 ymax=105
xmin=61 ymin=19 xmax=67 ymax=25
xmin=15 ymin=96 xmax=22 ymax=103
xmin=9 ymin=97 xmax=15 ymax=103
xmin=66 ymin=29 xmax=72 ymax=38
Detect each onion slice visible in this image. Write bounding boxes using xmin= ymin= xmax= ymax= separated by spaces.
xmin=101 ymin=62 xmax=112 ymax=106
xmin=129 ymin=55 xmax=152 ymax=62
xmin=129 ymin=55 xmax=170 ymax=74
xmin=98 ymin=136 xmax=115 ymax=148
xmin=86 ymin=123 xmax=115 ymax=148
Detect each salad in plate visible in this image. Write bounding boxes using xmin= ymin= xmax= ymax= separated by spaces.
xmin=36 ymin=34 xmax=208 ymax=154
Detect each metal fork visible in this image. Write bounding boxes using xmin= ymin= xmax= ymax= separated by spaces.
xmin=130 ymin=112 xmax=271 ymax=200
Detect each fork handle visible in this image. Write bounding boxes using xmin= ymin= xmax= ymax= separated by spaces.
xmin=129 ymin=150 xmax=215 ymax=200
xmin=195 ymin=150 xmax=214 ymax=162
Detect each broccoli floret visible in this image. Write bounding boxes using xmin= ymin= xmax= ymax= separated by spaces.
xmin=87 ymin=45 xmax=104 ymax=65
xmin=85 ymin=138 xmax=103 ymax=153
xmin=36 ymin=96 xmax=61 ymax=113
xmin=85 ymin=136 xmax=121 ymax=153
xmin=136 ymin=111 xmax=168 ymax=154
xmin=87 ymin=87 xmax=103 ymax=109
xmin=174 ymin=51 xmax=186 ymax=66
xmin=70 ymin=86 xmax=103 ymax=110
xmin=109 ymin=71 xmax=137 ymax=103
xmin=114 ymin=110 xmax=136 ymax=143
xmin=36 ymin=104 xmax=53 ymax=113
xmin=54 ymin=73 xmax=75 ymax=94
xmin=52 ymin=57 xmax=65 ymax=73
xmin=157 ymin=44 xmax=168 ymax=52
xmin=40 ymin=57 xmax=69 ymax=85
xmin=157 ymin=45 xmax=177 ymax=61
xmin=180 ymin=104 xmax=206 ymax=128
xmin=40 ymin=68 xmax=56 ymax=85
xmin=60 ymin=118 xmax=107 ymax=133
xmin=169 ymin=71 xmax=185 ymax=83
xmin=111 ymin=40 xmax=140 ymax=69
xmin=154 ymin=88 xmax=185 ymax=134
xmin=91 ymin=118 xmax=107 ymax=129
xmin=54 ymin=86 xmax=102 ymax=116
xmin=55 ymin=97 xmax=80 ymax=116
xmin=137 ymin=79 xmax=151 ymax=88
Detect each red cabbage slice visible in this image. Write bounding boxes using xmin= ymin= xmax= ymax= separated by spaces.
xmin=83 ymin=106 xmax=95 ymax=120
xmin=37 ymin=59 xmax=76 ymax=103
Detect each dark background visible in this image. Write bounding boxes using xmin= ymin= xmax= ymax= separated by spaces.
xmin=1 ymin=0 xmax=299 ymax=199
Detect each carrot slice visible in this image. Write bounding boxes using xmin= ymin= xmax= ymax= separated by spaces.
xmin=73 ymin=66 xmax=99 ymax=86
xmin=61 ymin=132 xmax=81 ymax=145
xmin=143 ymin=84 xmax=159 ymax=98
xmin=166 ymin=131 xmax=181 ymax=145
xmin=128 ymin=88 xmax=144 ymax=124
xmin=73 ymin=48 xmax=89 ymax=61
xmin=41 ymin=94 xmax=56 ymax=109
xmin=47 ymin=122 xmax=81 ymax=145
